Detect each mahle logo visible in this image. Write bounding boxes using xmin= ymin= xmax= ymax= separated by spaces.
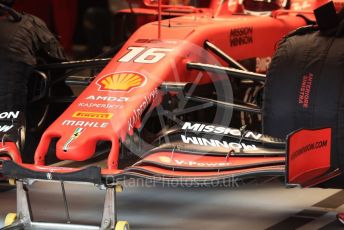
xmin=96 ymin=72 xmax=146 ymax=92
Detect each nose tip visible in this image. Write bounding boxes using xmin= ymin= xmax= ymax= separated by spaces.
xmin=56 ymin=135 xmax=97 ymax=161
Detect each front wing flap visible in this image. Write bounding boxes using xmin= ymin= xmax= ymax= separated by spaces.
xmin=286 ymin=127 xmax=341 ymax=187
xmin=2 ymin=150 xmax=285 ymax=185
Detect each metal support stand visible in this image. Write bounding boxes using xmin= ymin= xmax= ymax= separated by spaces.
xmin=3 ymin=180 xmax=125 ymax=230
xmin=61 ymin=181 xmax=71 ymax=224
xmin=100 ymin=187 xmax=117 ymax=230
xmin=16 ymin=180 xmax=33 ymax=227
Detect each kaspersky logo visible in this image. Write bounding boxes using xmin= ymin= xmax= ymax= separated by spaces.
xmin=63 ymin=128 xmax=84 ymax=152
xmin=96 ymin=72 xmax=146 ymax=92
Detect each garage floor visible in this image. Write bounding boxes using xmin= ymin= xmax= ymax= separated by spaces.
xmin=1 ymin=178 xmax=344 ymax=230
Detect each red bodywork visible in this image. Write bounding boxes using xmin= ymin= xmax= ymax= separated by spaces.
xmin=35 ymin=14 xmax=304 ymax=172
xmin=2 ymin=0 xmax=343 ymax=183
xmin=0 ymin=142 xmax=22 ymax=164
xmin=286 ymin=128 xmax=340 ymax=187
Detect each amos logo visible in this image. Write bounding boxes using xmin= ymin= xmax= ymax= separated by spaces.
xmin=96 ymin=72 xmax=146 ymax=92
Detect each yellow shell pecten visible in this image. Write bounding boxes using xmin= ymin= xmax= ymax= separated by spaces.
xmin=98 ymin=73 xmax=144 ymax=91
xmin=159 ymin=156 xmax=172 ymax=164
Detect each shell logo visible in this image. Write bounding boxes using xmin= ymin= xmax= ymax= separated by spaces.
xmin=158 ymin=156 xmax=172 ymax=164
xmin=96 ymin=72 xmax=146 ymax=92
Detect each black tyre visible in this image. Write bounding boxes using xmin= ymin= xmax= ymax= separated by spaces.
xmin=23 ymin=72 xmax=73 ymax=163
xmin=263 ymin=27 xmax=344 ymax=169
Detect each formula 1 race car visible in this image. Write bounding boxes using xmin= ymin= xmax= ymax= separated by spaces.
xmin=0 ymin=0 xmax=343 ymax=229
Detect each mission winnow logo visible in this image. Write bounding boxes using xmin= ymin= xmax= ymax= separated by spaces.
xmin=180 ymin=122 xmax=261 ymax=150
xmin=0 ymin=111 xmax=20 ymax=132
